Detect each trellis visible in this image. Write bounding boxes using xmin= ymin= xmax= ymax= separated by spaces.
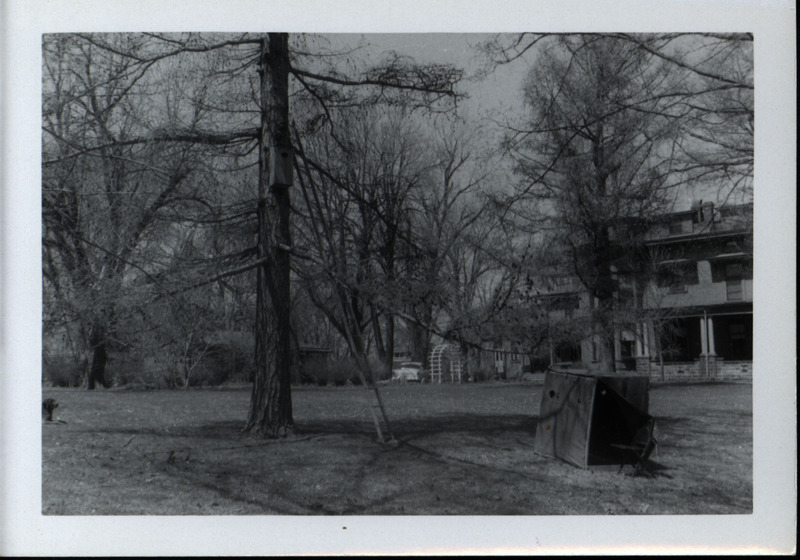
xmin=428 ymin=343 xmax=463 ymax=383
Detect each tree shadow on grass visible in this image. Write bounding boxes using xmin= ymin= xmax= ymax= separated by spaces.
xmin=84 ymin=412 xmax=540 ymax=446
xmin=76 ymin=413 xmax=692 ymax=515
xmin=296 ymin=412 xmax=539 ymax=441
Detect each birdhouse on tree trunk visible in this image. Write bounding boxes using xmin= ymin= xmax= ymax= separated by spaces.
xmin=270 ymin=144 xmax=293 ymax=187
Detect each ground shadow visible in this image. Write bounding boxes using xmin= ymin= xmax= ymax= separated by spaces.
xmin=292 ymin=412 xmax=539 ymax=441
xmin=97 ymin=412 xmax=535 ymax=447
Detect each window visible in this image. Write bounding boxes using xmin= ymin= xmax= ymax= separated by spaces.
xmin=554 ymin=341 xmax=581 ymax=364
xmin=727 ymin=323 xmax=750 ymax=359
xmin=725 ymin=263 xmax=744 ymax=301
xmin=669 ymin=222 xmax=682 ymax=235
xmin=550 ymin=295 xmax=579 ymax=318
xmin=713 ymin=314 xmax=752 ymax=360
xmin=669 ymin=279 xmax=688 ymax=294
xmin=620 ymin=340 xmax=636 ymax=371
xmin=657 ymin=261 xmax=698 ymax=294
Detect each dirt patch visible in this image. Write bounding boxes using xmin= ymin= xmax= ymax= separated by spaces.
xmin=42 ymin=382 xmax=752 ymax=515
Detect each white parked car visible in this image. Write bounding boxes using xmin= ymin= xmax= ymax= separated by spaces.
xmin=392 ymin=361 xmax=424 ymax=382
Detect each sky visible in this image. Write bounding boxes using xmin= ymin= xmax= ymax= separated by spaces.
xmin=320 ymin=33 xmax=751 ymax=213
xmin=319 ymin=33 xmax=530 ymax=122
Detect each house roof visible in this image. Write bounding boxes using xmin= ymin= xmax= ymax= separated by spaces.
xmin=644 ymin=301 xmax=753 ymax=316
xmin=707 ymin=252 xmax=750 ymax=261
xmin=645 ymin=229 xmax=750 ymax=246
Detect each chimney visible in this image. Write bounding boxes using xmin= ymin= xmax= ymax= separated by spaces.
xmin=702 ymin=201 xmax=715 ymax=224
xmin=691 ymin=199 xmax=704 ymax=224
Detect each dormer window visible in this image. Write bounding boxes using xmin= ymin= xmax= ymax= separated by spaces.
xmin=668 ymin=220 xmax=686 ymax=235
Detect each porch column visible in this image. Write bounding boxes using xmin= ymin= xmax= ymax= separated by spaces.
xmin=707 ymin=316 xmax=716 ymax=355
xmin=635 ymin=323 xmax=644 ymax=357
xmin=642 ymin=322 xmax=651 ymax=356
xmin=700 ymin=316 xmax=708 ymax=355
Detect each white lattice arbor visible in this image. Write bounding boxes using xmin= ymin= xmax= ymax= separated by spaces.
xmin=428 ymin=343 xmax=463 ymax=383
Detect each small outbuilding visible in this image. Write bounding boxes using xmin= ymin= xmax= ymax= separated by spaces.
xmin=534 ymin=368 xmax=654 ymax=469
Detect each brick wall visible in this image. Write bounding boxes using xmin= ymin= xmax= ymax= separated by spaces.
xmin=713 ymin=359 xmax=752 ymax=381
xmin=635 ymin=356 xmax=752 ymax=383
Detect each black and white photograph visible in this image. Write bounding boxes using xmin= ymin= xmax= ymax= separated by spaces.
xmin=1 ymin=0 xmax=796 ymax=556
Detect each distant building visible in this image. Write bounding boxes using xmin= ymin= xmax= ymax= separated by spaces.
xmin=389 ymin=202 xmax=753 ymax=383
xmin=635 ymin=201 xmax=753 ymax=381
xmin=480 ymin=339 xmax=530 ymax=380
xmin=528 ymin=201 xmax=753 ymax=382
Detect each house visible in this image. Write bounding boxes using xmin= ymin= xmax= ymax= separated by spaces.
xmin=481 ymin=339 xmax=530 ymax=380
xmin=525 ymin=201 xmax=753 ymax=382
xmin=634 ymin=201 xmax=753 ymax=381
xmin=391 ymin=200 xmax=752 ymax=384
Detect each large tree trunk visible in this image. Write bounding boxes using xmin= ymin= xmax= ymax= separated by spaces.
xmin=594 ymin=298 xmax=617 ymax=372
xmin=409 ymin=320 xmax=429 ymax=365
xmin=385 ymin=313 xmax=395 ymax=375
xmin=87 ymin=323 xmax=109 ymax=390
xmin=369 ymin=307 xmax=395 ymax=378
xmin=245 ymin=33 xmax=294 ymax=437
xmin=592 ymin=224 xmax=617 ymax=372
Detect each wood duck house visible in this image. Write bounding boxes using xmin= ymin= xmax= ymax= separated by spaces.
xmin=534 ymin=368 xmax=654 ymax=470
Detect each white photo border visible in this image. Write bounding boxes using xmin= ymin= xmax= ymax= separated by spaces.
xmin=1 ymin=0 xmax=796 ymax=555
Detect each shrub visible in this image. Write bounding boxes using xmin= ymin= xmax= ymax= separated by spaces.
xmin=299 ymin=356 xmax=398 ymax=387
xmin=42 ymin=354 xmax=85 ymax=387
xmin=327 ymin=358 xmax=358 ymax=386
xmin=180 ymin=341 xmax=254 ymax=387
xmin=368 ymin=357 xmax=392 ymax=382
xmin=349 ymin=375 xmax=363 ymax=386
xmin=470 ymin=368 xmax=495 ymax=383
xmin=109 ymin=354 xmax=146 ymax=387
xmin=303 ymin=357 xmax=360 ymax=387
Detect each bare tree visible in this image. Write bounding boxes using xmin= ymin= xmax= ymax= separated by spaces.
xmin=291 ymin=107 xmax=429 ymax=375
xmin=245 ymin=33 xmax=465 ymax=436
xmin=612 ymin=33 xmax=753 ymax=199
xmin=42 ymin=32 xmax=465 ymax=436
xmin=499 ymin=34 xmax=682 ymax=370
xmin=42 ymin=34 xmax=240 ymax=388
xmin=480 ymin=33 xmax=754 ymax=200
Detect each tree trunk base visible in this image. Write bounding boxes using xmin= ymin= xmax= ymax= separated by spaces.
xmin=242 ymin=420 xmax=296 ymax=439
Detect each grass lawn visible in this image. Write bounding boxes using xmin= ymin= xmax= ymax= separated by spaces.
xmin=42 ymin=381 xmax=752 ymax=515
